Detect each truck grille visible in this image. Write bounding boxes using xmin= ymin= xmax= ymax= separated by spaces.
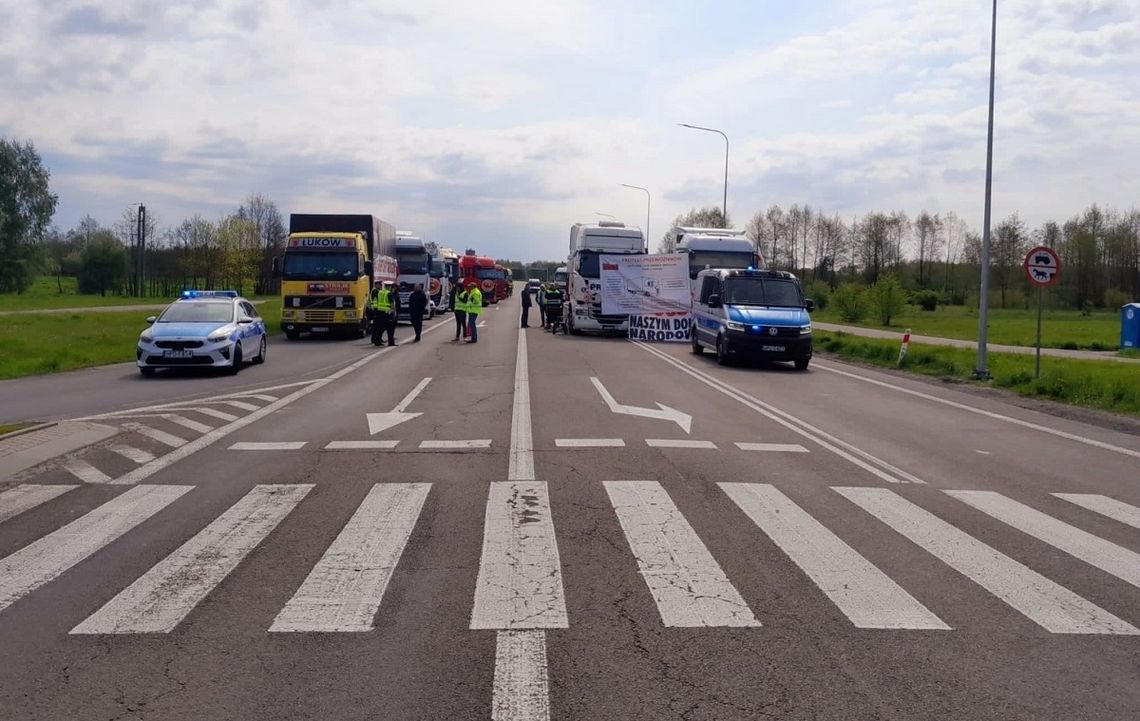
xmin=285 ymin=295 xmax=354 ymax=309
xmin=302 ymin=311 xmax=336 ymax=323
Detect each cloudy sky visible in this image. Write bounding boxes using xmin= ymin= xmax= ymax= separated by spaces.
xmin=2 ymin=0 xmax=1137 ymax=261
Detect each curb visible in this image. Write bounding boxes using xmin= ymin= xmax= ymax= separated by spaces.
xmin=0 ymin=421 xmax=57 ymax=441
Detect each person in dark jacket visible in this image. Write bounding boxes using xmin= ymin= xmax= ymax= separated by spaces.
xmin=520 ymin=284 xmax=532 ymax=328
xmin=408 ymin=284 xmax=428 ymax=342
xmin=453 ymin=283 xmax=468 ymax=341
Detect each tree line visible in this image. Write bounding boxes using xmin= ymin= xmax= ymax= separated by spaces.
xmin=656 ymin=204 xmax=1139 ymax=311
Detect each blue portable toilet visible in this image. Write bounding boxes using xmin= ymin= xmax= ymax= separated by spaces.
xmin=1122 ymin=303 xmax=1140 ymax=349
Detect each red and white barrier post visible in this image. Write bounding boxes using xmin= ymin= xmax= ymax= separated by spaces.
xmin=897 ymin=328 xmax=911 ymax=366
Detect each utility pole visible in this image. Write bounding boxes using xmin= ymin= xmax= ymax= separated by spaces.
xmin=136 ymin=204 xmax=147 ymax=297
xmin=975 ymin=0 xmax=997 ymax=380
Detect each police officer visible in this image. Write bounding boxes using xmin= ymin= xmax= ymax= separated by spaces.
xmin=370 ymin=283 xmax=393 ymax=346
xmin=536 ymin=283 xmax=546 ymax=328
xmin=453 ymin=282 xmax=468 ymax=341
xmin=543 ymin=282 xmax=562 ymax=331
xmin=520 ymin=281 xmax=532 ymax=328
xmin=466 ymin=282 xmax=482 ymax=343
xmin=408 ymin=283 xmax=428 ymax=342
xmin=386 ymin=282 xmax=402 ymax=346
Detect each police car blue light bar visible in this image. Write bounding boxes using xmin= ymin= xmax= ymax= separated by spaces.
xmin=180 ymin=290 xmax=239 ymax=298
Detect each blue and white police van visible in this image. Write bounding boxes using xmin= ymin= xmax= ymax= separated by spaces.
xmin=690 ymin=268 xmax=814 ymax=370
xmin=136 ymin=291 xmax=267 ymax=376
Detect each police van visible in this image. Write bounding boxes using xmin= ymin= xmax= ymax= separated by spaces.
xmin=690 ymin=268 xmax=814 ymax=370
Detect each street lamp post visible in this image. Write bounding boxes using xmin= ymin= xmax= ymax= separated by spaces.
xmin=678 ymin=123 xmax=729 ymax=226
xmin=975 ymin=0 xmax=997 ymax=380
xmin=620 ymin=184 xmax=651 ymax=253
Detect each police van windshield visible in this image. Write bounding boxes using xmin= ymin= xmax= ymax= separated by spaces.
xmin=722 ymin=277 xmax=803 ymax=307
xmin=282 ymin=252 xmax=358 ymax=280
xmin=686 ymin=251 xmax=754 ymax=279
xmin=159 ymin=302 xmax=235 ymax=323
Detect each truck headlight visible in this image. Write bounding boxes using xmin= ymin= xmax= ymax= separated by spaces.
xmin=345 ymin=310 xmax=356 ymax=319
xmin=800 ymin=324 xmax=812 ymax=335
xmin=726 ymin=320 xmax=745 ymax=331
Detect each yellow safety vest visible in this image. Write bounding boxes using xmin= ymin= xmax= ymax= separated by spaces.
xmin=468 ymin=288 xmax=482 ymax=314
xmin=373 ymin=288 xmax=393 ymax=312
xmin=456 ymin=290 xmax=469 ymax=313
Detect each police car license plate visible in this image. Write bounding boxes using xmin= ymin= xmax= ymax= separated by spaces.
xmin=761 ymin=344 xmax=785 ymax=352
xmin=162 ymin=350 xmax=194 ymax=358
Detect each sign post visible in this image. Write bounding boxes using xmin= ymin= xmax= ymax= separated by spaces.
xmin=1023 ymin=246 xmax=1061 ymax=378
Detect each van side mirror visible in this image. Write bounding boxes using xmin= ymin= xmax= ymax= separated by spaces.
xmin=271 ymin=257 xmax=281 ymax=278
xmin=805 ymin=298 xmax=815 ymax=313
xmin=364 ymin=260 xmax=373 ymax=278
xmin=706 ymin=294 xmax=721 ymax=308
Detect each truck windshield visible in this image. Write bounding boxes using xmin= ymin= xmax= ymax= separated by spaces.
xmin=722 ymin=278 xmax=803 ymax=307
xmin=430 ymin=260 xmax=444 ymax=277
xmin=397 ymin=252 xmax=429 ymax=275
xmin=282 ymin=252 xmax=358 ymax=280
xmin=475 ymin=268 xmax=498 ymax=280
xmin=687 ymin=250 xmax=754 ymax=278
xmin=577 ymin=252 xmax=601 ymax=278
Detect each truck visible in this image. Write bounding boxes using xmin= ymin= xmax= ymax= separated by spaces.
xmin=494 ymin=263 xmax=510 ymax=302
xmin=277 ymin=214 xmax=397 ymax=340
xmin=459 ymin=251 xmax=498 ymax=306
xmin=673 ymin=226 xmax=763 ymax=295
xmin=565 ymin=221 xmax=646 ymax=335
xmin=394 ymin=231 xmax=433 ymax=321
xmin=427 ymin=245 xmax=460 ymax=313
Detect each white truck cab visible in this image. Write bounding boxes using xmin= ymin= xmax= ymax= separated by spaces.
xmin=566 ymin=221 xmax=645 ymax=335
xmin=674 ymin=226 xmax=762 ymax=295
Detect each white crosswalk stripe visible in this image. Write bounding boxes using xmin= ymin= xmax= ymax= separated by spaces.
xmin=72 ymin=484 xmax=312 ymax=634
xmin=0 ymin=485 xmax=192 ymax=613
xmin=123 ymin=422 xmax=186 ymax=448
xmin=721 ymin=483 xmax=948 ymax=630
xmin=62 ymin=459 xmax=113 ymax=485
xmin=0 ymin=484 xmax=78 ymax=524
xmin=835 ymin=486 xmax=1138 ymax=635
xmin=1051 ymin=493 xmax=1140 ymax=530
xmin=191 ymin=407 xmax=240 ymax=422
xmin=605 ymin=481 xmax=759 ymax=628
xmin=109 ymin=445 xmax=156 ymax=465
xmin=947 ymin=490 xmax=1140 ymax=590
xmin=270 ymin=483 xmax=430 ymax=632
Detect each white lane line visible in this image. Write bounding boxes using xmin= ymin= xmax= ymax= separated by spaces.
xmin=735 ymin=442 xmax=810 ymax=453
xmin=947 ymin=490 xmax=1140 ymax=589
xmin=191 ymin=407 xmax=240 ymax=422
xmin=110 ymin=320 xmax=451 ymax=486
xmin=604 ymin=481 xmax=759 ymax=628
xmin=109 ymin=445 xmax=156 ymax=465
xmin=63 ymin=459 xmax=113 ymax=485
xmin=0 ymin=485 xmax=78 ymax=525
xmin=229 ymin=442 xmax=307 ymax=451
xmin=493 ymin=630 xmax=551 ymax=721
xmin=508 ymin=329 xmax=534 ymax=481
xmin=123 ymin=422 xmax=186 ymax=449
xmin=324 ymin=440 xmax=400 ymax=450
xmin=554 ymin=438 xmax=625 ymax=448
xmin=634 ymin=342 xmax=924 ymax=485
xmin=645 ymin=439 xmax=717 ymax=449
xmin=72 ymin=484 xmax=312 ymax=634
xmin=721 ymin=483 xmax=948 ymax=630
xmin=393 ymin=377 xmax=432 ymax=413
xmin=161 ymin=414 xmax=214 ymax=434
xmin=1053 ymin=493 xmax=1140 ymax=530
xmin=222 ymin=401 xmax=260 ymax=412
xmin=471 ymin=481 xmax=568 ymax=629
xmin=814 ymin=361 xmax=1140 ymax=461
xmin=231 ymin=394 xmax=277 ymax=403
xmin=834 ymin=486 xmax=1137 ymax=635
xmin=270 ymin=483 xmax=430 ymax=632
xmin=419 ymin=440 xmax=492 ymax=449
xmin=0 ymin=485 xmax=192 ymax=613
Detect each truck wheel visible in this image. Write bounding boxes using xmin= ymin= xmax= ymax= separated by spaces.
xmin=716 ymin=335 xmax=730 ymax=366
xmin=691 ymin=331 xmax=703 ymax=355
xmin=794 ymin=357 xmax=810 ymax=371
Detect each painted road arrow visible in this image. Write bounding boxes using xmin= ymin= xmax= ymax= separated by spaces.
xmin=367 ymin=377 xmax=430 ymax=435
xmin=589 ymin=377 xmax=692 ymax=434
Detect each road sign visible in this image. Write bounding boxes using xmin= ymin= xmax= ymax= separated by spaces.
xmin=1024 ymin=246 xmax=1061 ymax=287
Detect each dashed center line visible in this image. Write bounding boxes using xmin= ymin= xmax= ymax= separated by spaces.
xmin=325 ymin=440 xmax=400 ymax=450
xmin=735 ymin=442 xmax=809 ymax=453
xmin=645 ymin=439 xmax=717 ymax=449
xmin=419 ymin=440 xmax=493 ymax=449
xmin=230 ymin=442 xmax=307 ymax=451
xmin=554 ymin=438 xmax=626 ymax=448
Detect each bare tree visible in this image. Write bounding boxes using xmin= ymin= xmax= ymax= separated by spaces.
xmin=658 ymin=207 xmax=730 ymax=253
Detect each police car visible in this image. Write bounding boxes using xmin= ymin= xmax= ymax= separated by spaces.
xmin=137 ymin=291 xmax=267 ymax=376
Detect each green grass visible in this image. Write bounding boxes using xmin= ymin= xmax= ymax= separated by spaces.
xmin=812 ymin=304 xmax=1121 ymax=351
xmin=0 ymin=422 xmax=35 ymax=436
xmin=0 ymin=304 xmax=284 ymax=380
xmin=0 ymin=276 xmax=276 ymax=312
xmin=816 ymin=331 xmax=1140 ymax=416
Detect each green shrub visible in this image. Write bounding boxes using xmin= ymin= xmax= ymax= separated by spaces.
xmin=868 ymin=272 xmax=907 ymax=325
xmin=1104 ymin=288 xmax=1132 ymax=309
xmin=832 ymin=283 xmax=867 ymax=323
xmin=806 ymin=281 xmax=831 ymax=311
xmin=914 ymin=289 xmax=939 ymax=311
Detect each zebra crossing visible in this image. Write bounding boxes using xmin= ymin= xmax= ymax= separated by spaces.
xmin=1 ymin=480 xmax=1137 ymax=637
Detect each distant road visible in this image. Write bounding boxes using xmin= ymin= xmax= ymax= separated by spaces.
xmin=0 ymin=300 xmax=271 ymax=315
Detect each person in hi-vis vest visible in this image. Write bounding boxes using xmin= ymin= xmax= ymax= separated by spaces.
xmin=453 ymin=283 xmax=468 ymax=341
xmin=465 ymin=282 xmax=482 ymax=343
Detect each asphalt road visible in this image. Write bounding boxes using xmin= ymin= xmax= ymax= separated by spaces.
xmin=1 ymin=290 xmax=1138 ymax=721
